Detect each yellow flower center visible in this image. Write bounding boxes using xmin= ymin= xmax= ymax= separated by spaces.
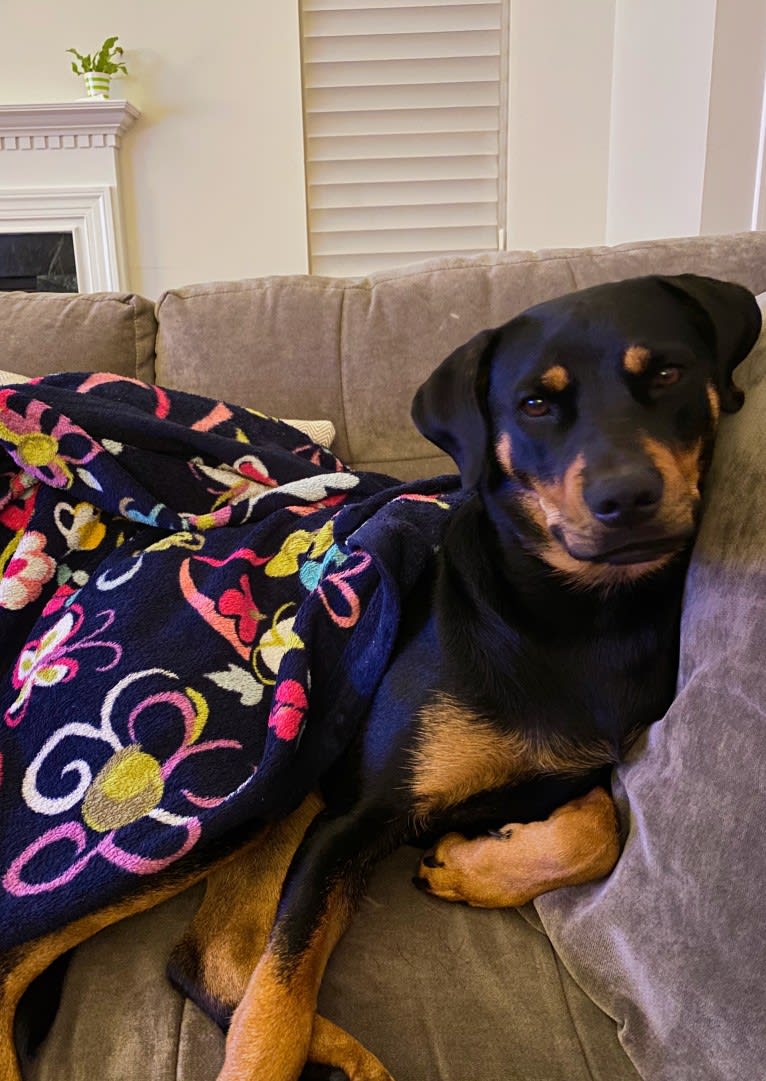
xmin=82 ymin=746 xmax=165 ymax=833
xmin=18 ymin=433 xmax=59 ymax=469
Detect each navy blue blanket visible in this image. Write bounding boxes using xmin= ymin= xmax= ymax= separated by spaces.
xmin=0 ymin=373 xmax=460 ymax=950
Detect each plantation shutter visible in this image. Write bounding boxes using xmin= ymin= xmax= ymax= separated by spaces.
xmin=300 ymin=0 xmax=508 ymax=276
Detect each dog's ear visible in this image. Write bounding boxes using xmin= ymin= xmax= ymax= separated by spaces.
xmin=656 ymin=274 xmax=762 ymax=412
xmin=411 ymin=328 xmax=498 ymax=488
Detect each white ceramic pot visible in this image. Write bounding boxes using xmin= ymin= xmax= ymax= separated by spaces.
xmin=82 ymin=71 xmax=112 ymax=99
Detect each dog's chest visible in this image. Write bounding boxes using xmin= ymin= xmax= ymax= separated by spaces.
xmin=409 ymin=692 xmax=618 ymax=818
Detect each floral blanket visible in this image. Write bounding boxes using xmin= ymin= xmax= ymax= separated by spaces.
xmin=0 ymin=373 xmax=460 ymax=951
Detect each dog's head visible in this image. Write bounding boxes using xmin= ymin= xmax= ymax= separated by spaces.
xmin=412 ymin=274 xmax=761 ymax=581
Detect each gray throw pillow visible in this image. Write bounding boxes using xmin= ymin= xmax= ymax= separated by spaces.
xmin=534 ymin=295 xmax=766 ymax=1081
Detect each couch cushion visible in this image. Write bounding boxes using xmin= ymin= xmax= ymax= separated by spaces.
xmin=154 ymin=279 xmax=352 ymax=461
xmin=534 ymin=295 xmax=766 ymax=1081
xmin=21 ymin=848 xmax=640 ymax=1081
xmin=0 ymin=292 xmax=156 ymax=381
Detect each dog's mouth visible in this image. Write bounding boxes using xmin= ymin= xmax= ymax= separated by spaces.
xmin=554 ymin=527 xmax=694 ymax=566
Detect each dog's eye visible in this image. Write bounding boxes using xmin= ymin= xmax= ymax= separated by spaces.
xmin=651 ymin=366 xmax=682 ymax=389
xmin=519 ymin=396 xmax=551 ymax=418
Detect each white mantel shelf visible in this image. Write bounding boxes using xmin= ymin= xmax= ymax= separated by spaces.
xmin=0 ymin=101 xmax=140 ymax=151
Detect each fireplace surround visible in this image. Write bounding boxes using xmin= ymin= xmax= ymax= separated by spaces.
xmin=0 ymin=100 xmax=139 ymax=292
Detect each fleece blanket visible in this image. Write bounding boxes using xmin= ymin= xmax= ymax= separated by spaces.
xmin=0 ymin=373 xmax=460 ymax=952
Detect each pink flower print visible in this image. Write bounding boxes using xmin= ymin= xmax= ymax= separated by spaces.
xmin=317 ymin=550 xmax=373 ymax=629
xmin=41 ymin=583 xmax=78 ymax=617
xmin=218 ymin=574 xmax=264 ymax=646
xmin=0 ymin=531 xmax=55 ymax=612
xmin=0 ymin=393 xmax=100 ymax=489
xmin=0 ymin=472 xmax=38 ymax=533
xmin=268 ymin=678 xmax=308 ymax=742
xmin=4 ymin=605 xmax=121 ymax=727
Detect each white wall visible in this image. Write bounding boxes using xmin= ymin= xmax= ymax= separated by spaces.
xmin=2 ymin=1 xmax=766 ymax=291
xmin=0 ymin=1 xmax=309 ymax=297
xmin=506 ymin=0 xmax=766 ymax=253
xmin=506 ymin=0 xmax=616 ymax=251
xmin=702 ymin=0 xmax=766 ymax=234
xmin=606 ymin=0 xmax=717 ymax=245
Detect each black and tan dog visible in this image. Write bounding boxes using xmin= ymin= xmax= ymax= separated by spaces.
xmin=2 ymin=274 xmax=760 ymax=1081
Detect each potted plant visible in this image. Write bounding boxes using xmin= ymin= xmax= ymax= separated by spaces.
xmin=67 ymin=36 xmax=128 ymax=99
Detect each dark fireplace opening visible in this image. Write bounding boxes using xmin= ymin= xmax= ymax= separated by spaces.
xmin=0 ymin=233 xmax=78 ymax=293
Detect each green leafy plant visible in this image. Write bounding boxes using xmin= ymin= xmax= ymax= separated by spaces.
xmin=67 ymin=36 xmax=128 ymax=76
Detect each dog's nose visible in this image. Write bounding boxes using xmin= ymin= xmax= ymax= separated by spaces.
xmin=584 ymin=465 xmax=663 ymax=528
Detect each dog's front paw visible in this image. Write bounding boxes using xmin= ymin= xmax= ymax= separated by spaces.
xmin=412 ymin=788 xmax=621 ymax=908
xmin=413 ymin=832 xmax=518 ymax=907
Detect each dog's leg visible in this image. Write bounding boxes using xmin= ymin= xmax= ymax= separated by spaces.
xmin=218 ymin=807 xmax=398 ymax=1081
xmin=0 ymin=853 xmax=229 ymax=1081
xmin=308 ymin=1016 xmax=393 ymax=1081
xmin=169 ymin=793 xmax=325 ymax=1023
xmin=415 ymin=786 xmax=620 ymax=907
xmin=172 ymin=795 xmax=391 ymax=1080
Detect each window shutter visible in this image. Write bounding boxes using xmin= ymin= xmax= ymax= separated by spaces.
xmin=300 ymin=0 xmax=508 ymax=276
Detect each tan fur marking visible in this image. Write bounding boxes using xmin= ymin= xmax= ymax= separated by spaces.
xmin=219 ymin=881 xmax=363 ymax=1081
xmin=642 ymin=434 xmax=703 ymax=501
xmin=521 ymin=433 xmax=704 ymax=588
xmin=418 ymin=786 xmax=620 ymax=907
xmin=707 ymin=383 xmax=721 ymax=426
xmin=533 ymin=452 xmax=587 ymax=529
xmin=186 ymin=793 xmax=323 ymax=1010
xmin=410 ymin=694 xmax=616 ymax=817
xmin=411 ymin=696 xmax=530 ymax=815
xmin=184 ymin=794 xmax=392 ymax=1079
xmin=219 ymin=950 xmax=315 ymax=1081
xmin=524 ymin=455 xmax=657 ymax=588
xmin=495 ymin=430 xmax=513 ymax=475
xmin=623 ymin=345 xmax=651 ymax=375
xmin=0 ymin=847 xmax=241 ymax=1081
xmin=538 ymin=536 xmax=673 ymax=589
xmin=309 ymin=1016 xmax=394 ymax=1080
xmin=540 ymin=364 xmax=570 ymax=392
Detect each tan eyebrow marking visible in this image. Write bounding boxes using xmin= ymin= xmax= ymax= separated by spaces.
xmin=623 ymin=346 xmax=651 ymax=375
xmin=539 ymin=365 xmax=570 ymax=392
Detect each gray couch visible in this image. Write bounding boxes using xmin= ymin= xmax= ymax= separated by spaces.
xmin=5 ymin=231 xmax=766 ymax=1081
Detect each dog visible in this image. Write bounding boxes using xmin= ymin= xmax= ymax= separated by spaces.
xmin=1 ymin=274 xmax=760 ymax=1081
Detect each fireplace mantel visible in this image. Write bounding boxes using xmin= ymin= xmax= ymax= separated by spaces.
xmin=0 ymin=101 xmax=140 ymax=291
xmin=0 ymin=100 xmax=139 ymax=150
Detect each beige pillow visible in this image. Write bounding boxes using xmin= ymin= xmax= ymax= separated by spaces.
xmin=0 ymin=369 xmax=29 ymax=384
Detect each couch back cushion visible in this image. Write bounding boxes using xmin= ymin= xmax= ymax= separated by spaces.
xmin=155 ymin=232 xmax=766 ymax=478
xmin=154 ymin=279 xmax=350 ymax=460
xmin=0 ymin=291 xmax=156 ymax=381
